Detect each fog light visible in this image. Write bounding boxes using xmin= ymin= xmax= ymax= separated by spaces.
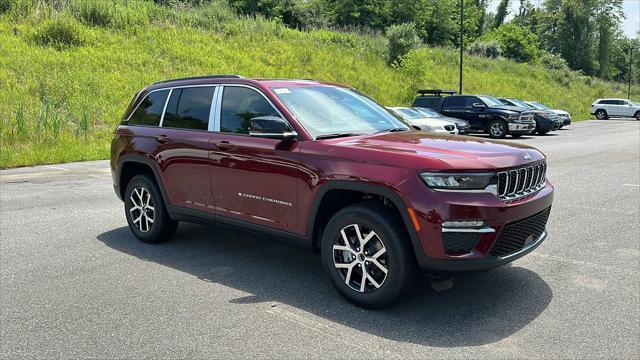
xmin=442 ymin=220 xmax=485 ymax=228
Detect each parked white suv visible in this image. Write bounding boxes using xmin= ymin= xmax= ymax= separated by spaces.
xmin=591 ymin=98 xmax=640 ymax=120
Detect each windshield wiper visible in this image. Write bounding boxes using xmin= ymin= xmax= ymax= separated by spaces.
xmin=375 ymin=127 xmax=409 ymax=134
xmin=315 ymin=132 xmax=362 ymax=140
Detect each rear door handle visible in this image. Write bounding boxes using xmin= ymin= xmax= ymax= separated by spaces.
xmin=154 ymin=135 xmax=168 ymax=144
xmin=215 ymin=141 xmax=234 ymax=150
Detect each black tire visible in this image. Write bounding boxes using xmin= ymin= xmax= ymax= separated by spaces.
xmin=595 ymin=109 xmax=608 ymax=120
xmin=124 ymin=174 xmax=178 ymax=243
xmin=488 ymin=119 xmax=507 ymax=139
xmin=511 ymin=134 xmax=523 ymax=138
xmin=537 ymin=129 xmax=549 ymax=135
xmin=320 ymin=202 xmax=418 ymax=308
xmin=635 ymin=111 xmax=640 ymax=120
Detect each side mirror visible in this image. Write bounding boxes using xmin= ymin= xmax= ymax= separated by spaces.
xmin=249 ymin=116 xmax=297 ymax=140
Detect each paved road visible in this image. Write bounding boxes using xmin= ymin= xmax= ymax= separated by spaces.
xmin=1 ymin=120 xmax=639 ymax=359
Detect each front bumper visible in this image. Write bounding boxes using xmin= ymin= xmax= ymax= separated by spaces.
xmin=403 ymin=182 xmax=554 ymax=274
xmin=508 ymin=122 xmax=536 ymax=133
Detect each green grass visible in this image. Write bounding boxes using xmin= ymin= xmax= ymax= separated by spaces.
xmin=1 ymin=0 xmax=638 ymax=168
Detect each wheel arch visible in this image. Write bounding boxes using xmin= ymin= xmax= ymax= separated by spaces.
xmin=117 ymin=155 xmax=170 ymax=207
xmin=306 ymin=181 xmax=423 ymax=260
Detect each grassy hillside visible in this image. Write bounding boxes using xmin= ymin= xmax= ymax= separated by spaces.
xmin=1 ymin=0 xmax=638 ymax=168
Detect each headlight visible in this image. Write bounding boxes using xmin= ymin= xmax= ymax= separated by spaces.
xmin=420 ymin=172 xmax=496 ymax=190
xmin=507 ymin=114 xmax=520 ymax=121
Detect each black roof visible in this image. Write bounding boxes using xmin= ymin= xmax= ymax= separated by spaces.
xmin=152 ymin=74 xmax=244 ymax=85
xmin=417 ymin=89 xmax=457 ymax=96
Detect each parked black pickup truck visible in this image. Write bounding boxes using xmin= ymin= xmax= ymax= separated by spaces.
xmin=412 ymin=90 xmax=536 ymax=138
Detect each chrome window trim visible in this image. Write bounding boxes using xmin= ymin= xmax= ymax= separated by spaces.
xmin=158 ymin=88 xmax=173 ymax=128
xmin=209 ymin=86 xmax=221 ymax=132
xmin=125 ymin=84 xmax=219 ymax=125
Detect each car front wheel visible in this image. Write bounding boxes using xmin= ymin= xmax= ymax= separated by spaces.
xmin=488 ymin=120 xmax=507 ymax=138
xmin=125 ymin=174 xmax=178 ymax=243
xmin=595 ymin=109 xmax=608 ymax=119
xmin=320 ymin=203 xmax=417 ymax=308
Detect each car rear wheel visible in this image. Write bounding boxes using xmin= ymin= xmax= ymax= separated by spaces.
xmin=320 ymin=203 xmax=417 ymax=308
xmin=595 ymin=109 xmax=608 ymax=119
xmin=125 ymin=174 xmax=178 ymax=243
xmin=488 ymin=120 xmax=507 ymax=138
xmin=634 ymin=111 xmax=640 ymax=120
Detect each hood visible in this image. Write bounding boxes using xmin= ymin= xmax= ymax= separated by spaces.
xmin=495 ymin=105 xmax=528 ymax=113
xmin=328 ymin=131 xmax=545 ymax=170
xmin=549 ymin=109 xmax=570 ymax=116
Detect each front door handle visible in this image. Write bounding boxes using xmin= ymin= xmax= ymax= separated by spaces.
xmin=215 ymin=141 xmax=234 ymax=150
xmin=154 ymin=135 xmax=168 ymax=144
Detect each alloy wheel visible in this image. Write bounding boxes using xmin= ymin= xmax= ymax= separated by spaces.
xmin=490 ymin=122 xmax=505 ymax=137
xmin=332 ymin=223 xmax=388 ymax=293
xmin=596 ymin=110 xmax=606 ymax=119
xmin=129 ymin=187 xmax=155 ymax=233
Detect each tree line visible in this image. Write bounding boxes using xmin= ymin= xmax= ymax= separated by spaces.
xmin=225 ymin=0 xmax=639 ymax=83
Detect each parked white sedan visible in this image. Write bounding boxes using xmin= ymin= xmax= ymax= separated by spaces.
xmin=386 ymin=107 xmax=459 ymax=135
xmin=590 ymin=98 xmax=640 ymax=120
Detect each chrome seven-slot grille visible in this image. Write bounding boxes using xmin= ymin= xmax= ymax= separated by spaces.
xmin=497 ymin=161 xmax=546 ymax=200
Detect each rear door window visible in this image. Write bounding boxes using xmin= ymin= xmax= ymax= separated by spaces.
xmin=163 ymin=87 xmax=216 ymax=130
xmin=443 ymin=96 xmax=465 ymax=107
xmin=128 ymin=90 xmax=169 ymax=126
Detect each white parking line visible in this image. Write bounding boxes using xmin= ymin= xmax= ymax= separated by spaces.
xmin=623 ymin=184 xmax=640 ymax=187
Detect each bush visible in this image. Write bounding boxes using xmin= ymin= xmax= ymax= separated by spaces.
xmin=539 ymin=51 xmax=569 ymax=71
xmin=32 ymin=16 xmax=86 ymax=49
xmin=0 ymin=0 xmax=9 ymax=14
xmin=482 ymin=23 xmax=540 ymax=63
xmin=468 ymin=40 xmax=502 ymax=58
xmin=70 ymin=0 xmax=149 ymax=29
xmin=2 ymin=0 xmax=33 ymax=18
xmin=386 ymin=22 xmax=421 ymax=65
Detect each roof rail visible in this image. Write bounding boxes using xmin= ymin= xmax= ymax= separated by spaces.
xmin=417 ymin=89 xmax=457 ymax=96
xmin=153 ymin=75 xmax=244 ymax=85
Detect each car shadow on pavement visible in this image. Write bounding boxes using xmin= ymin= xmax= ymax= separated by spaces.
xmin=97 ymin=223 xmax=552 ymax=348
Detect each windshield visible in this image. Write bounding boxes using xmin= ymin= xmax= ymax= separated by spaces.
xmin=413 ymin=107 xmax=443 ymax=118
xmin=394 ymin=108 xmax=424 ymax=120
xmin=271 ymin=86 xmax=409 ymax=138
xmin=477 ymin=96 xmax=505 ymax=108
xmin=508 ymin=98 xmax=535 ymax=109
xmin=529 ymin=102 xmax=551 ymax=110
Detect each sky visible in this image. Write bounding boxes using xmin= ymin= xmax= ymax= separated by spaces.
xmin=487 ymin=0 xmax=640 ymax=39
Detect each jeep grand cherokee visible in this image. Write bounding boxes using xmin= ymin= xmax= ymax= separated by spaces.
xmin=111 ymin=76 xmax=554 ymax=308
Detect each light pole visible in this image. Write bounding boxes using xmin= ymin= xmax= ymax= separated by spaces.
xmin=628 ymin=45 xmax=633 ymax=100
xmin=459 ymin=0 xmax=464 ymax=94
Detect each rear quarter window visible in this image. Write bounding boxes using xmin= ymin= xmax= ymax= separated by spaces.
xmin=128 ymin=90 xmax=169 ymax=126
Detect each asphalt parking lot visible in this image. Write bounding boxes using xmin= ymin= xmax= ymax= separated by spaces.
xmin=1 ymin=120 xmax=638 ymax=359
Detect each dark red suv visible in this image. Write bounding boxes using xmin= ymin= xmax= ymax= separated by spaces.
xmin=111 ymin=75 xmax=554 ymax=308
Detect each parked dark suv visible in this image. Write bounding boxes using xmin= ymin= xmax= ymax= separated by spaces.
xmin=498 ymin=98 xmax=562 ymax=135
xmin=412 ymin=90 xmax=536 ymax=138
xmin=111 ymin=76 xmax=554 ymax=308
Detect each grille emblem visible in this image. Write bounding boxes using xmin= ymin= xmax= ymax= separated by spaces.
xmin=522 ymin=153 xmax=532 ymax=161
